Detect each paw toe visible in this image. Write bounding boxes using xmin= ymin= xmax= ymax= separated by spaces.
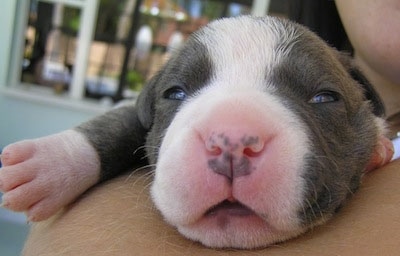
xmin=27 ymin=198 xmax=62 ymax=222
xmin=1 ymin=141 xmax=36 ymax=166
xmin=0 ymin=164 xmax=36 ymax=192
xmin=1 ymin=184 xmax=45 ymax=212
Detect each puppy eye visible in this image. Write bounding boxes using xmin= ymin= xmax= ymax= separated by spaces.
xmin=309 ymin=91 xmax=339 ymax=104
xmin=163 ymin=87 xmax=187 ymax=101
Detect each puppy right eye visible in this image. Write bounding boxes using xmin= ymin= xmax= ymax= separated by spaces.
xmin=308 ymin=91 xmax=339 ymax=104
xmin=163 ymin=87 xmax=187 ymax=101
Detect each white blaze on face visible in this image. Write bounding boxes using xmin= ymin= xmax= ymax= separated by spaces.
xmin=151 ymin=16 xmax=311 ymax=249
xmin=199 ymin=16 xmax=299 ymax=92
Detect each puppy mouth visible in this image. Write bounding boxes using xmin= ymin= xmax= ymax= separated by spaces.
xmin=204 ymin=200 xmax=256 ymax=217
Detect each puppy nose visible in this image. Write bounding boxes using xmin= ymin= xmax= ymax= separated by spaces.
xmin=205 ymin=133 xmax=265 ymax=180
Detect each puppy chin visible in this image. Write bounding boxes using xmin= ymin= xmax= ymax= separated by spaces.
xmin=176 ymin=217 xmax=306 ymax=249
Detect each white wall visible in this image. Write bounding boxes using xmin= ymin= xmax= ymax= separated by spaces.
xmin=0 ymin=94 xmax=97 ymax=148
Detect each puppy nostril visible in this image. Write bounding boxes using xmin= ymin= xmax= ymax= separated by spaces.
xmin=243 ymin=147 xmax=256 ymax=157
xmin=242 ymin=140 xmax=265 ymax=157
xmin=209 ymin=145 xmax=222 ymax=155
xmin=240 ymin=135 xmax=265 ymax=156
xmin=205 ymin=139 xmax=222 ymax=156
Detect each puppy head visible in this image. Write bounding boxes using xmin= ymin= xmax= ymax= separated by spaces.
xmin=136 ymin=16 xmax=385 ymax=249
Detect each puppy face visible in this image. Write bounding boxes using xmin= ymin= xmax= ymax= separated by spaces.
xmin=137 ymin=16 xmax=384 ymax=249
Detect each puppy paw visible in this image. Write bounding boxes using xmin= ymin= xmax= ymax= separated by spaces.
xmin=0 ymin=130 xmax=100 ymax=221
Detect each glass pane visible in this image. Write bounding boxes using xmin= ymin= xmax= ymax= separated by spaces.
xmin=21 ymin=0 xmax=81 ymax=94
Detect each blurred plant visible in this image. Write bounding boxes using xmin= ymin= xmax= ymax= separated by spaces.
xmin=63 ymin=7 xmax=81 ymax=32
xmin=126 ymin=70 xmax=145 ymax=91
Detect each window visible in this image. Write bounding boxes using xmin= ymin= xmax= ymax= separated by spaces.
xmin=7 ymin=0 xmax=268 ymax=104
xmin=10 ymin=0 xmax=98 ymax=101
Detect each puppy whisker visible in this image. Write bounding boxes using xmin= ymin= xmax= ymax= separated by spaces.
xmin=134 ymin=145 xmax=159 ymax=154
xmin=127 ymin=164 xmax=156 ymax=178
xmin=133 ymin=145 xmax=160 ymax=161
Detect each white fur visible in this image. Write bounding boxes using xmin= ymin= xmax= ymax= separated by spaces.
xmin=199 ymin=16 xmax=299 ymax=93
xmin=0 ymin=130 xmax=100 ymax=221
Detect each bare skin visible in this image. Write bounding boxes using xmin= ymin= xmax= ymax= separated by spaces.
xmin=364 ymin=136 xmax=394 ymax=172
xmin=335 ymin=0 xmax=400 ymax=119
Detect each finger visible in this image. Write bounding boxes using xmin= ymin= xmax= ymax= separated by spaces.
xmin=364 ymin=136 xmax=394 ymax=173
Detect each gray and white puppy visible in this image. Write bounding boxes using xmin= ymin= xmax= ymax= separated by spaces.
xmin=0 ymin=16 xmax=392 ymax=249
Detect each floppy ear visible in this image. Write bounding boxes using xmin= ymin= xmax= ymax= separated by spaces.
xmin=335 ymin=52 xmax=394 ymax=172
xmin=348 ymin=67 xmax=385 ymax=117
xmin=337 ymin=52 xmax=385 ymax=117
xmin=135 ymin=72 xmax=160 ymax=130
xmin=80 ymin=66 xmax=165 ymax=181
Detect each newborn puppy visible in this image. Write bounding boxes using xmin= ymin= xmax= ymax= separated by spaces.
xmin=0 ymin=16 xmax=395 ymax=249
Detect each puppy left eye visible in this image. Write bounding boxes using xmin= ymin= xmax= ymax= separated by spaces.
xmin=309 ymin=91 xmax=339 ymax=104
xmin=163 ymin=87 xmax=187 ymax=101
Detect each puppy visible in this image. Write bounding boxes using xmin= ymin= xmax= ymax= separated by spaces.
xmin=0 ymin=16 xmax=395 ymax=249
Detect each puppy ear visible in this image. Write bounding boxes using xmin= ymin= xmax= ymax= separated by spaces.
xmin=136 ymin=73 xmax=159 ymax=130
xmin=348 ymin=67 xmax=385 ymax=117
xmin=337 ymin=53 xmax=385 ymax=117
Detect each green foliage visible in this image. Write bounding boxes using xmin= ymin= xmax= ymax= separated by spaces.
xmin=63 ymin=7 xmax=81 ymax=32
xmin=126 ymin=70 xmax=144 ymax=91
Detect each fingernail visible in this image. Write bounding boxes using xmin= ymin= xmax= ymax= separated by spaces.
xmin=26 ymin=216 xmax=32 ymax=225
xmin=378 ymin=143 xmax=386 ymax=166
xmin=0 ymin=194 xmax=9 ymax=208
xmin=389 ymin=142 xmax=394 ymax=153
